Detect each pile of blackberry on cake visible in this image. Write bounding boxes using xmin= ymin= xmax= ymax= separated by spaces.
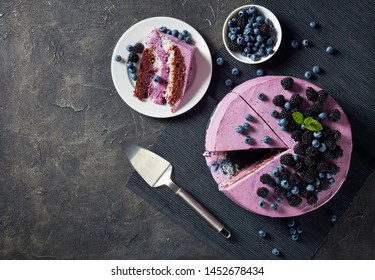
xmin=258 ymin=77 xmax=343 ymax=208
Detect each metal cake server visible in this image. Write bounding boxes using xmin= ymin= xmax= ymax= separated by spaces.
xmin=124 ymin=144 xmax=231 ymax=239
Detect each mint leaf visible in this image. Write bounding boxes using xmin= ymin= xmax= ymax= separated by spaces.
xmin=292 ymin=112 xmax=304 ymax=124
xmin=304 ymin=117 xmax=323 ymax=131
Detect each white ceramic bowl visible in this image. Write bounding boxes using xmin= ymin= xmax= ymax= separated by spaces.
xmin=222 ymin=4 xmax=282 ymax=64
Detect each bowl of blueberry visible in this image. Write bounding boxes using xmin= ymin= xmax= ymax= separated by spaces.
xmin=223 ymin=5 xmax=282 ymax=64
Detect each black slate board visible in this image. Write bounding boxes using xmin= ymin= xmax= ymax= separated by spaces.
xmin=126 ymin=0 xmax=375 ymax=259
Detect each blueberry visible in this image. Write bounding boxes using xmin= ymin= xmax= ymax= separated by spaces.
xmin=277 ymin=165 xmax=284 ymax=172
xmin=291 ymin=40 xmax=299 ymax=48
xmin=326 ymin=46 xmax=334 ymax=54
xmin=249 ymin=6 xmax=257 ymax=14
xmin=185 ymin=36 xmax=192 ymax=44
xmin=177 ymin=33 xmax=184 ymax=40
xmin=304 ymin=71 xmax=312 ymax=79
xmin=301 ymin=123 xmax=306 ymax=130
xmin=235 ymin=125 xmax=244 ymax=134
xmin=216 ymin=57 xmax=224 ymax=66
xmin=306 ymin=184 xmax=315 ymax=192
xmin=114 ymin=55 xmax=122 ymax=62
xmin=313 ymin=131 xmax=322 ymax=138
xmin=313 ymin=66 xmax=320 ymax=74
xmin=256 ymin=15 xmax=264 ymax=24
xmin=126 ymin=45 xmax=133 ymax=52
xmin=315 ymin=178 xmax=321 ymax=186
xmin=293 ymin=154 xmax=299 ymax=161
xmin=160 ymin=26 xmax=168 ymax=33
xmin=272 ymin=169 xmax=280 ymax=177
xmin=245 ymin=114 xmax=252 ymax=121
xmin=256 ymin=35 xmax=264 ymax=42
xmin=166 ymin=29 xmax=172 ymax=35
xmin=310 ymin=21 xmax=317 ymax=28
xmin=258 ymin=200 xmax=265 ymax=207
xmin=289 ymin=227 xmax=297 ymax=235
xmin=297 ymin=227 xmax=303 ymax=234
xmin=284 ymin=102 xmax=292 ymax=110
xmin=128 ymin=65 xmax=136 ymax=73
xmin=270 ymin=203 xmax=278 ymax=210
xmin=244 ymin=135 xmax=252 ymax=144
xmin=278 ymin=118 xmax=289 ymax=126
xmin=329 ymin=178 xmax=336 ymax=185
xmin=171 ymin=29 xmax=179 ymax=37
xmin=274 ymin=177 xmax=281 ymax=185
xmin=318 ymin=112 xmax=327 ymax=119
xmin=318 ymin=143 xmax=327 ymax=152
xmin=236 ymin=37 xmax=244 ymax=45
xmin=286 ymin=191 xmax=293 ymax=197
xmin=126 ymin=61 xmax=134 ymax=68
xmin=280 ymin=126 xmax=287 ymax=131
xmin=243 ymin=122 xmax=250 ymax=130
xmin=270 ymin=110 xmax=278 ymax=117
xmin=153 ymin=75 xmax=161 ymax=82
xmin=250 ymin=54 xmax=258 ymax=61
xmin=326 ymin=173 xmax=333 ymax=179
xmin=231 ymin=67 xmax=240 ymax=76
xmin=277 ymin=197 xmax=284 ymax=203
xmin=266 ymin=47 xmax=274 ymax=54
xmin=312 ymin=139 xmax=320 ymax=148
xmin=319 ymin=172 xmax=325 ymax=179
xmin=272 ymin=248 xmax=280 ymax=256
xmin=302 ymin=39 xmax=309 ymax=47
xmin=225 ymin=78 xmax=233 ymax=87
xmin=291 ymin=186 xmax=299 ymax=194
xmin=253 ymin=28 xmax=260 ymax=35
xmin=256 ymin=68 xmax=265 ymax=76
xmin=130 ymin=73 xmax=137 ymax=81
xmin=257 ymin=92 xmax=265 ymax=100
xmin=181 ymin=30 xmax=189 ymax=37
xmin=330 ymin=214 xmax=337 ymax=222
xmin=280 ymin=179 xmax=289 ymax=189
xmin=287 ymin=220 xmax=295 ymax=227
xmin=291 ymin=234 xmax=299 ymax=241
xmin=263 ymin=136 xmax=270 ymax=144
xmin=258 ymin=229 xmax=266 ymax=238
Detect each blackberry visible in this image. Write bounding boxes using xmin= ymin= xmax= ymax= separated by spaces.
xmin=333 ymin=145 xmax=343 ymax=159
xmin=323 ymin=150 xmax=334 ymax=161
xmin=128 ymin=52 xmax=139 ymax=63
xmin=290 ymin=93 xmax=303 ymax=107
xmin=237 ymin=15 xmax=247 ymax=29
xmin=257 ymin=187 xmax=269 ymax=198
xmin=260 ymin=23 xmax=271 ymax=36
xmin=272 ymin=95 xmax=286 ymax=107
xmin=301 ymin=131 xmax=314 ymax=145
xmin=307 ymin=194 xmax=318 ymax=205
xmin=306 ymin=166 xmax=317 ymax=177
xmin=299 ymin=188 xmax=308 ymax=198
xmin=294 ymin=143 xmax=307 ymax=155
xmin=288 ymin=195 xmax=302 ymax=207
xmin=280 ymin=170 xmax=291 ymax=180
xmin=289 ymin=173 xmax=301 ymax=185
xmin=328 ymin=109 xmax=341 ymax=122
xmin=304 ymin=156 xmax=316 ymax=167
xmin=317 ymin=89 xmax=329 ymax=102
xmin=294 ymin=162 xmax=306 ymax=172
xmin=229 ymin=41 xmax=242 ymax=51
xmin=310 ymin=102 xmax=324 ymax=114
xmin=279 ymin=108 xmax=292 ymax=120
xmin=291 ymin=107 xmax=300 ymax=113
xmin=274 ymin=186 xmax=286 ymax=196
xmin=288 ymin=121 xmax=298 ymax=131
xmin=322 ymin=128 xmax=332 ymax=139
xmin=325 ymin=138 xmax=337 ymax=150
xmin=260 ymin=173 xmax=273 ymax=184
xmin=281 ymin=77 xmax=294 ymax=90
xmin=316 ymin=161 xmax=328 ymax=172
xmin=291 ymin=130 xmax=302 ymax=141
xmin=300 ymin=172 xmax=314 ymax=183
xmin=305 ymin=146 xmax=318 ymax=157
xmin=329 ymin=163 xmax=340 ymax=175
xmin=304 ymin=109 xmax=317 ymax=118
xmin=306 ymin=87 xmax=318 ymax=101
xmin=132 ymin=42 xmax=145 ymax=53
xmin=332 ymin=130 xmax=341 ymax=141
xmin=320 ymin=178 xmax=330 ymax=190
xmin=280 ymin=154 xmax=295 ymax=167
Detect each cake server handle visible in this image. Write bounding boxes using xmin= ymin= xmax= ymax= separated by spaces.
xmin=167 ymin=180 xmax=231 ymax=239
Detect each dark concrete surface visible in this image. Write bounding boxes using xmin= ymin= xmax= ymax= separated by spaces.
xmin=0 ymin=0 xmax=374 ymax=259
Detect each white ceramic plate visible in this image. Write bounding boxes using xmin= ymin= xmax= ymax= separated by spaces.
xmin=111 ymin=17 xmax=212 ymax=118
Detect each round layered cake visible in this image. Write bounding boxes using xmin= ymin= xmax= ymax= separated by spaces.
xmin=204 ymin=76 xmax=352 ymax=217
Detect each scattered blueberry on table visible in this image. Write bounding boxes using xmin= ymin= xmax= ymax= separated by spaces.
xmin=326 ymin=46 xmax=334 ymax=54
xmin=216 ymin=57 xmax=224 ymax=66
xmin=302 ymin=39 xmax=310 ymax=47
xmin=225 ymin=78 xmax=233 ymax=87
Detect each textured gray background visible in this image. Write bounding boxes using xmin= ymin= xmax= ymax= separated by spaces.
xmin=0 ymin=0 xmax=374 ymax=259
